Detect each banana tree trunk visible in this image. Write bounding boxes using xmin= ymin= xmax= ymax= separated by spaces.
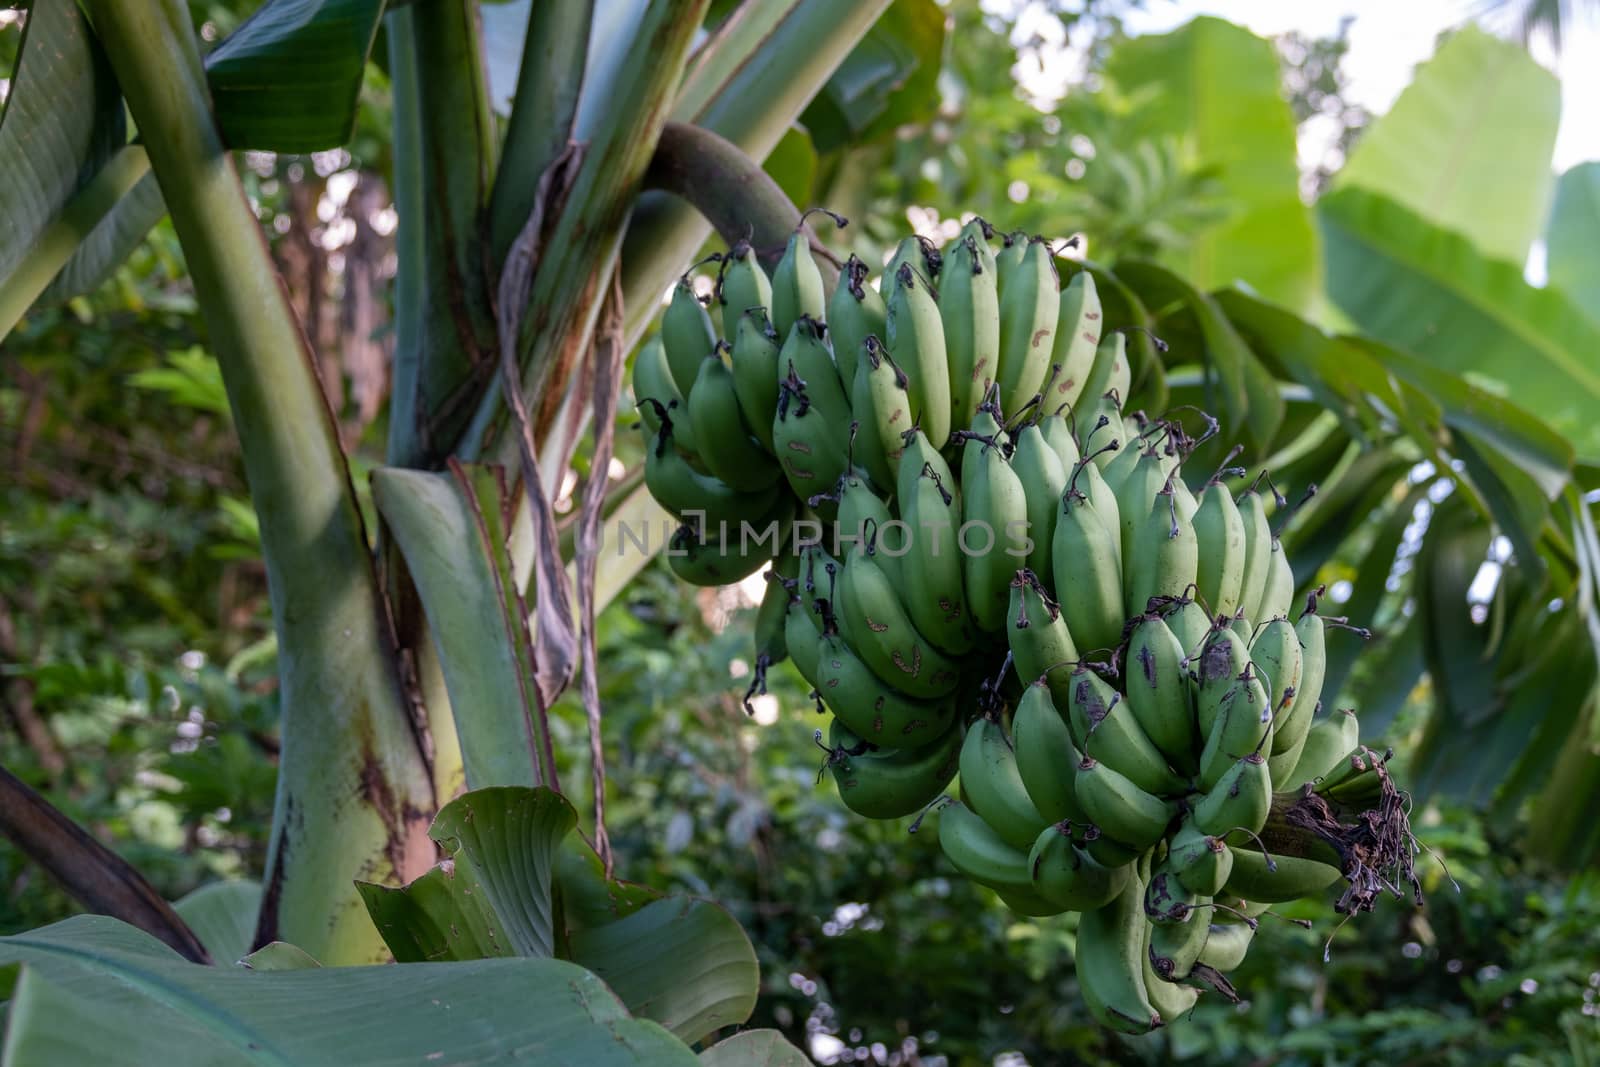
xmin=82 ymin=0 xmax=437 ymax=965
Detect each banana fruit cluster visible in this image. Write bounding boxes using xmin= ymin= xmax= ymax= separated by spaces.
xmin=634 ymin=219 xmax=1396 ymax=1033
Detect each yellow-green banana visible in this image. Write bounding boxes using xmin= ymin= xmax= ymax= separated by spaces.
xmin=1257 ymin=538 xmax=1296 ymax=623
xmin=1079 ymin=332 xmax=1131 ymax=412
xmin=1235 ymin=485 xmax=1275 ymax=624
xmin=1039 ymin=410 xmax=1081 ymax=472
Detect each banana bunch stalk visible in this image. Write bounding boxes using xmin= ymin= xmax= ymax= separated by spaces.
xmin=632 ymin=217 xmax=1421 ymax=1034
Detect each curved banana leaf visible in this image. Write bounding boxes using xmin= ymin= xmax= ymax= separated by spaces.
xmin=205 ymin=0 xmax=386 ymax=152
xmin=172 ymin=881 xmax=263 ymax=965
xmin=1320 ymin=186 xmax=1600 ymax=463
xmin=35 ymin=165 xmax=165 ymax=306
xmin=240 ymin=942 xmax=322 ymax=971
xmin=699 ymin=1030 xmax=812 ymax=1066
xmin=800 ymin=0 xmax=946 ymax=152
xmin=1332 ymin=24 xmax=1559 ymax=266
xmin=1546 ymin=162 xmax=1600 ymax=317
xmin=1101 ymin=16 xmax=1319 ymax=314
xmin=0 ymin=915 xmax=701 ymax=1066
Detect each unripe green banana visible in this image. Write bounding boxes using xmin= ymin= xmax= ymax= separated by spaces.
xmin=993 ymin=885 xmax=1069 ymax=918
xmin=1257 ymin=538 xmax=1296 ymax=623
xmin=1029 ymin=823 xmax=1128 ymax=910
xmin=1124 ymin=615 xmax=1199 ymax=775
xmin=1082 ymin=826 xmax=1143 ymax=869
xmin=1249 ymin=618 xmax=1303 ymax=729
xmin=1197 ymin=666 xmax=1273 ymax=790
xmin=1007 ymin=572 xmax=1079 ymax=710
xmin=1075 ymin=874 xmax=1162 ymax=1034
xmin=1067 ymin=666 xmax=1187 ymax=796
xmin=940 ymin=233 xmax=1002 ymax=432
xmin=992 ymin=231 xmax=1028 ymax=291
xmin=633 ymin=337 xmax=704 ymax=462
xmin=1194 ymin=626 xmax=1251 ymax=738
xmin=1011 ymin=423 xmax=1066 ymax=576
xmin=784 ymin=315 xmax=852 ymax=442
xmin=1043 ymin=270 xmax=1103 ymax=413
xmin=1038 ymin=410 xmax=1081 ymax=472
xmin=1168 ymin=825 xmax=1233 ymax=897
xmin=730 ymin=307 xmax=782 ymax=453
xmin=784 ymin=591 xmax=822 ymax=690
xmin=960 ymin=404 xmax=1030 ymax=634
xmin=750 ymin=561 xmax=793 ymax=688
xmin=798 ymin=543 xmax=841 ymax=631
xmin=1012 ymin=680 xmax=1087 ymax=824
xmin=1079 ymin=332 xmax=1131 ymax=412
xmin=1192 ymin=481 xmax=1247 ymax=618
xmin=770 ymin=229 xmax=826 ymax=340
xmin=1167 ymin=598 xmax=1214 ymax=659
xmin=1052 ymin=478 xmax=1124 ymax=656
xmin=1144 ymin=866 xmax=1205 ymax=924
xmin=1221 ymin=842 xmax=1341 ymax=903
xmin=1148 ymin=898 xmax=1212 ymax=983
xmin=1109 ymin=444 xmax=1168 ymax=557
xmin=996 ymin=238 xmax=1060 ymax=418
xmin=826 ymin=254 xmax=887 ymax=390
xmin=1143 ymin=926 xmax=1201 ymax=1022
xmin=772 ymin=330 xmax=850 ymax=504
xmin=835 ymin=472 xmax=904 ymax=589
xmin=884 ymin=234 xmax=940 ymax=290
xmin=1235 ymin=487 xmax=1274 ymax=625
xmin=642 ymin=414 xmax=780 ymax=529
xmin=1124 ymin=484 xmax=1199 ymax=618
xmin=938 ymin=799 xmax=1035 ymax=895
xmin=851 ymin=336 xmax=914 ymax=491
xmin=836 ymin=549 xmax=962 ymax=699
xmin=959 ymin=716 xmax=1049 ymax=850
xmin=1281 ymin=707 xmax=1360 ymax=790
xmin=688 ymin=351 xmax=781 ymax=491
xmin=663 ymin=279 xmax=718 ymax=396
xmin=1074 ymin=756 xmax=1178 ymax=851
xmin=665 ymin=505 xmax=786 ymax=586
xmin=1075 ymin=391 xmax=1127 ymax=466
xmin=716 ymin=242 xmax=772 ymax=339
xmin=1272 ymin=605 xmax=1328 ymax=765
xmin=815 ymin=631 xmax=955 ymax=749
xmin=893 ymin=434 xmax=972 ymax=655
xmin=1196 ymin=920 xmax=1254 ymax=971
xmin=1191 ymin=752 xmax=1272 ymax=837
xmin=827 ymin=719 xmax=960 ymax=820
xmin=886 ymin=262 xmax=953 ymax=448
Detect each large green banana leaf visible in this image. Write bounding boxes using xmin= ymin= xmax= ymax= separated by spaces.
xmin=1331 ymin=24 xmax=1560 ymax=266
xmin=172 ymin=881 xmax=264 ymax=965
xmin=0 ymin=915 xmax=702 ymax=1065
xmin=1546 ymin=162 xmax=1600 ymax=318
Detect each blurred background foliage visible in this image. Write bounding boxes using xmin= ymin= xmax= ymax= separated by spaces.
xmin=3 ymin=0 xmax=1599 ymax=1063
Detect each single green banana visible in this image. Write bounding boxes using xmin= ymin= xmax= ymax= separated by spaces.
xmin=1257 ymin=538 xmax=1296 ymax=623
xmin=784 ymin=590 xmax=823 ymax=690
xmin=851 ymin=336 xmax=915 ymax=491
xmin=1196 ymin=665 xmax=1273 ymax=790
xmin=1067 ymin=666 xmax=1187 ymax=796
xmin=1168 ymin=827 xmax=1233 ymax=897
xmin=1007 ymin=571 xmax=1079 ymax=710
xmin=1038 ymin=410 xmax=1081 ymax=472
xmin=815 ymin=631 xmax=956 ymax=749
xmin=884 ymin=234 xmax=940 ymax=290
xmin=940 ymin=233 xmax=1002 ymax=433
xmin=826 ymin=254 xmax=887 ymax=390
xmin=633 ymin=336 xmax=704 ymax=462
xmin=1166 ymin=597 xmax=1214 ymax=659
xmin=1051 ymin=476 xmax=1125 ymax=657
xmin=1011 ymin=423 xmax=1066 ymax=577
xmin=1029 ymin=823 xmax=1128 ymax=910
xmin=1196 ymin=920 xmax=1254 ymax=971
xmin=1144 ymin=866 xmax=1206 ymax=924
xmin=782 ymin=314 xmax=852 ymax=444
xmin=1271 ymin=604 xmax=1328 ymax=764
xmin=992 ymin=231 xmax=1028 ymax=291
xmin=1011 ymin=680 xmax=1087 ymax=824
xmin=1124 ymin=483 xmax=1199 ymax=618
xmin=1249 ymin=618 xmax=1304 ymax=731
xmin=1191 ymin=752 xmax=1272 ymax=837
xmin=716 ymin=242 xmax=773 ymax=338
xmin=730 ymin=307 xmax=782 ymax=453
xmin=1074 ymin=757 xmax=1178 ymax=851
xmin=1192 ymin=481 xmax=1247 ymax=618
xmin=836 ymin=550 xmax=962 ymax=699
xmin=1082 ymin=826 xmax=1144 ymax=869
xmin=688 ymin=351 xmax=782 ymax=490
xmin=1075 ymin=874 xmax=1162 ymax=1034
xmin=960 ymin=403 xmax=1030 ymax=634
xmin=1079 ymin=332 xmax=1131 ymax=411
xmin=895 ymin=431 xmax=973 ymax=654
xmin=1148 ymin=898 xmax=1212 ymax=984
xmin=772 ymin=368 xmax=849 ymax=505
xmin=770 ymin=229 xmax=826 ymax=340
xmin=748 ymin=561 xmax=794 ymax=701
xmin=1235 ymin=486 xmax=1274 ymax=625
xmin=1124 ymin=614 xmax=1199 ymax=776
xmin=662 ymin=279 xmax=718 ymax=396
xmin=665 ymin=505 xmax=786 ymax=586
xmin=1044 ymin=270 xmax=1103 ymax=413
xmin=827 ymin=719 xmax=960 ymax=820
xmin=1074 ymin=391 xmax=1127 ymax=467
xmin=996 ymin=238 xmax=1060 ymax=418
xmin=886 ymin=261 xmax=953 ymax=448
xmin=1194 ymin=626 xmax=1252 ymax=738
xmin=1281 ymin=707 xmax=1360 ymax=790
xmin=937 ymin=799 xmax=1035 ymax=895
xmin=642 ymin=413 xmax=779 ymax=529
xmin=835 ymin=472 xmax=904 ymax=589
xmin=1221 ymin=842 xmax=1341 ymax=903
xmin=959 ymin=716 xmax=1050 ymax=850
